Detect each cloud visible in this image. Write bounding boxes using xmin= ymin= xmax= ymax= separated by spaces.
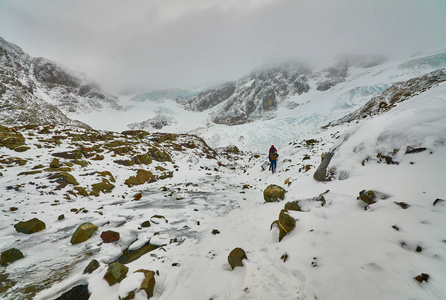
xmin=1 ymin=0 xmax=445 ymax=93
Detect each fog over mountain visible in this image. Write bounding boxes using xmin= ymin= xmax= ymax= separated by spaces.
xmin=1 ymin=0 xmax=445 ymax=93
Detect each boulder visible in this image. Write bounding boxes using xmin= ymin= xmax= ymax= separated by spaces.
xmin=100 ymin=230 xmax=120 ymax=243
xmin=284 ymin=201 xmax=301 ymax=211
xmin=125 ymin=169 xmax=155 ymax=187
xmin=228 ymin=247 xmax=247 ymax=269
xmin=55 ymin=284 xmax=90 ymax=300
xmin=358 ymin=190 xmax=376 ymax=205
xmin=0 ymin=125 xmax=25 ymax=150
xmin=263 ymin=184 xmax=286 ymax=202
xmin=278 ymin=209 xmax=296 ymax=242
xmin=104 ymin=263 xmax=129 ymax=286
xmin=1 ymin=248 xmax=24 ymax=266
xmin=14 ymin=218 xmax=46 ymax=234
xmin=70 ymin=222 xmax=98 ymax=244
xmin=50 ymin=158 xmax=61 ymax=168
xmin=83 ymin=259 xmax=100 ymax=274
xmin=136 ymin=269 xmax=156 ymax=298
xmin=313 ymin=151 xmax=334 ymax=181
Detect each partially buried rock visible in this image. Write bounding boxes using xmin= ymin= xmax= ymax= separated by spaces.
xmin=70 ymin=222 xmax=98 ymax=244
xmin=358 ymin=190 xmax=377 ymax=205
xmin=263 ymin=184 xmax=286 ymax=203
xmin=1 ymin=248 xmax=24 ymax=266
xmin=433 ymin=198 xmax=445 ymax=207
xmin=228 ymin=248 xmax=247 ymax=270
xmin=415 ymin=273 xmax=430 ymax=283
xmin=125 ymin=169 xmax=155 ymax=187
xmin=50 ymin=158 xmax=61 ymax=169
xmin=284 ymin=201 xmax=301 ymax=211
xmin=136 ymin=269 xmax=156 ymax=298
xmin=14 ymin=218 xmax=46 ymax=234
xmin=55 ymin=284 xmax=90 ymax=300
xmin=278 ymin=209 xmax=296 ymax=242
xmin=100 ymin=230 xmax=120 ymax=243
xmin=104 ymin=262 xmax=129 ymax=286
xmin=83 ymin=259 xmax=100 ymax=274
xmin=141 ymin=221 xmax=151 ymax=228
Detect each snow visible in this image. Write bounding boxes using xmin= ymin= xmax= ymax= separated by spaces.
xmin=1 ymin=54 xmax=446 ymax=300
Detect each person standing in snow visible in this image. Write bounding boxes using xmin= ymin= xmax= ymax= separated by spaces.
xmin=268 ymin=145 xmax=279 ymax=174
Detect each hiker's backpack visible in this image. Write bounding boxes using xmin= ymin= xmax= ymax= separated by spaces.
xmin=270 ymin=152 xmax=277 ymax=160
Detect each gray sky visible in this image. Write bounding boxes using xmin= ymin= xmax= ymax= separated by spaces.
xmin=1 ymin=0 xmax=445 ymax=94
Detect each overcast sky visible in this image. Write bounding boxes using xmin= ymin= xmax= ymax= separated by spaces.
xmin=1 ymin=0 xmax=445 ymax=94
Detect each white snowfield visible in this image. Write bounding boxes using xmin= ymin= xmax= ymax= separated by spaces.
xmin=1 ymin=53 xmax=446 ymax=300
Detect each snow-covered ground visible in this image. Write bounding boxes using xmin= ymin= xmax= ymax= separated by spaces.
xmin=1 ymin=54 xmax=446 ymax=300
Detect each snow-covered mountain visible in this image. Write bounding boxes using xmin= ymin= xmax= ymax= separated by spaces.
xmin=0 ymin=36 xmax=446 ymax=300
xmin=0 ymin=37 xmax=122 ymax=127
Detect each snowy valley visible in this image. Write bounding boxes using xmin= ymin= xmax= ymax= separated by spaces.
xmin=1 ymin=36 xmax=446 ymax=300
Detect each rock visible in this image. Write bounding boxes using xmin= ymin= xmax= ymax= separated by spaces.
xmin=50 ymin=158 xmax=61 ymax=168
xmin=313 ymin=151 xmax=334 ymax=181
xmin=394 ymin=202 xmax=410 ymax=209
xmin=284 ymin=201 xmax=301 ymax=211
xmin=48 ymin=172 xmax=79 ymax=190
xmin=90 ymin=179 xmax=115 ymax=196
xmin=0 ymin=125 xmax=25 ymax=150
xmin=150 ymin=215 xmax=168 ymax=224
xmin=83 ymin=259 xmax=100 ymax=274
xmin=100 ymin=230 xmax=120 ymax=243
xmin=433 ymin=198 xmax=445 ymax=207
xmin=212 ymin=229 xmax=220 ymax=235
xmin=358 ymin=190 xmax=390 ymax=206
xmin=141 ymin=221 xmax=151 ymax=228
xmin=263 ymin=184 xmax=286 ymax=202
xmin=58 ymin=214 xmax=65 ymax=221
xmin=125 ymin=169 xmax=155 ymax=187
xmin=117 ymin=241 xmax=159 ymax=264
xmin=74 ymin=186 xmax=88 ymax=197
xmin=1 ymin=248 xmax=24 ymax=266
xmin=358 ymin=190 xmax=377 ymax=205
xmin=104 ymin=262 xmax=129 ymax=286
xmin=278 ymin=209 xmax=296 ymax=242
xmin=133 ymin=192 xmax=142 ymax=201
xmin=136 ymin=269 xmax=156 ymax=299
xmin=55 ymin=284 xmax=90 ymax=300
xmin=14 ymin=218 xmax=46 ymax=234
xmin=415 ymin=273 xmax=430 ymax=283
xmin=70 ymin=222 xmax=98 ymax=244
xmin=228 ymin=248 xmax=247 ymax=269
xmin=148 ymin=147 xmax=172 ymax=162
xmin=261 ymin=161 xmax=269 ymax=171
xmin=284 ymin=178 xmax=291 ymax=186
xmin=405 ymin=146 xmax=427 ymax=154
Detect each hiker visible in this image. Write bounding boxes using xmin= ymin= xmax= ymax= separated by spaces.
xmin=268 ymin=145 xmax=279 ymax=174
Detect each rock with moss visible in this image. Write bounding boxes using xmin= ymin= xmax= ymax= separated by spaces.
xmin=50 ymin=158 xmax=61 ymax=168
xmin=74 ymin=186 xmax=88 ymax=197
xmin=48 ymin=172 xmax=79 ymax=190
xmin=0 ymin=125 xmax=26 ymax=150
xmin=117 ymin=241 xmax=159 ymax=264
xmin=14 ymin=146 xmax=30 ymax=152
xmin=14 ymin=218 xmax=46 ymax=234
xmin=148 ymin=147 xmax=172 ymax=162
xmin=278 ymin=209 xmax=296 ymax=242
xmin=228 ymin=248 xmax=247 ymax=269
xmin=125 ymin=169 xmax=156 ymax=187
xmin=91 ymin=179 xmax=115 ymax=196
xmin=1 ymin=248 xmax=24 ymax=266
xmin=83 ymin=259 xmax=100 ymax=274
xmin=104 ymin=263 xmax=129 ymax=286
xmin=263 ymin=184 xmax=287 ymax=202
xmin=121 ymin=130 xmax=149 ymax=139
xmin=137 ymin=269 xmax=156 ymax=298
xmin=52 ymin=149 xmax=83 ymax=160
xmin=70 ymin=222 xmax=98 ymax=244
xmin=284 ymin=201 xmax=301 ymax=211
